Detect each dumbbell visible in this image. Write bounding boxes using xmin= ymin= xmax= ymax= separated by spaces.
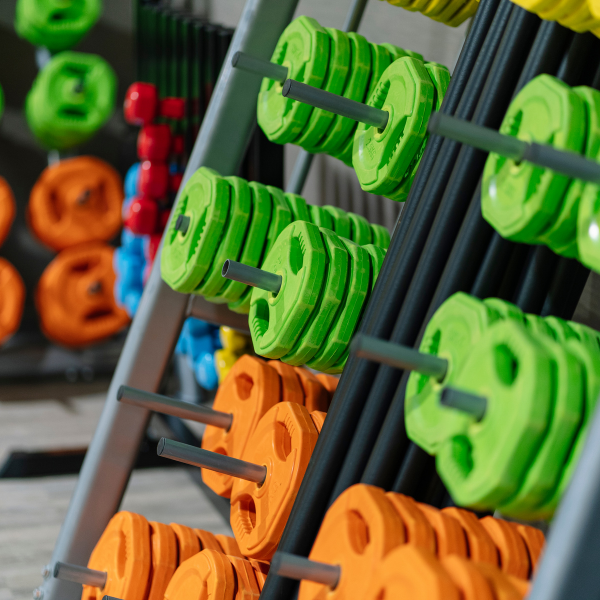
xmin=15 ymin=0 xmax=101 ymax=52
xmin=26 ymin=52 xmax=116 ymax=150
xmin=0 ymin=258 xmax=25 ymax=345
xmin=124 ymin=82 xmax=186 ymax=126
xmin=384 ymin=0 xmax=479 ymax=27
xmin=0 ymin=176 xmax=16 ymax=248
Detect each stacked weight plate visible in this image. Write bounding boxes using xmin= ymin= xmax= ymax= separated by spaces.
xmin=508 ymin=0 xmax=600 ymax=36
xmin=385 ymin=0 xmax=480 ymax=27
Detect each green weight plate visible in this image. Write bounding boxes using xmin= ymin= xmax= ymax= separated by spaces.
xmin=296 ymin=28 xmax=351 ymax=149
xmin=380 ymin=43 xmax=424 ymax=63
xmin=483 ymin=297 xmax=525 ymax=324
xmin=307 ymin=32 xmax=371 ymax=156
xmin=544 ymin=315 xmax=580 ymax=344
xmin=534 ymin=338 xmax=600 ymax=520
xmin=370 ymin=224 xmax=391 ymax=249
xmin=249 ymin=221 xmax=327 ymax=358
xmin=405 ymin=292 xmax=501 ymax=455
xmin=196 ymin=176 xmax=252 ymax=298
xmin=322 ymin=206 xmax=351 ymax=238
xmin=366 ymin=44 xmax=393 ymax=104
xmin=307 ymin=238 xmax=371 ymax=372
xmin=353 ymin=57 xmax=434 ymax=198
xmin=348 ymin=212 xmax=372 ymax=245
xmin=284 ymin=192 xmax=311 ymax=222
xmin=539 ymin=87 xmax=600 ymax=258
xmin=331 ymin=133 xmax=354 ymax=167
xmin=363 ymin=244 xmax=387 ymax=292
xmin=523 ymin=313 xmax=555 ymax=339
xmin=282 ymin=228 xmax=349 ymax=365
xmin=565 ymin=320 xmax=600 ymax=351
xmin=161 ymin=167 xmax=230 ymax=293
xmin=309 ymin=204 xmax=334 ymax=230
xmin=436 ymin=320 xmax=554 ymax=510
xmin=16 ymin=0 xmax=101 ymax=52
xmin=576 ymin=183 xmax=600 ymax=272
xmin=226 ymin=182 xmax=274 ymax=312
xmin=481 ymin=75 xmax=586 ymax=243
xmin=257 ymin=16 xmax=330 ymax=145
xmin=498 ymin=333 xmax=583 ymax=517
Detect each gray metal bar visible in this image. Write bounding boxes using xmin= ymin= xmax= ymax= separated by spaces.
xmin=282 ymin=80 xmax=389 ymax=130
xmin=40 ymin=2 xmax=300 ymax=599
xmin=271 ymin=552 xmax=341 ymax=587
xmin=54 ymin=563 xmax=106 ymax=588
xmin=157 ymin=438 xmax=267 ymax=484
xmin=285 ymin=150 xmax=315 ymax=195
xmin=351 ymin=334 xmax=448 ymax=379
xmin=232 ymin=51 xmax=288 ymax=82
xmin=342 ymin=0 xmax=370 ymax=31
xmin=222 ymin=260 xmax=282 ymax=294
xmin=185 ymin=294 xmax=251 ymax=332
xmin=102 ymin=597 xmax=123 ymax=600
xmin=117 ymin=385 xmax=233 ymax=429
xmin=440 ymin=387 xmax=487 ymax=421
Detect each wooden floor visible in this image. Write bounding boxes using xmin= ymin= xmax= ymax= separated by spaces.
xmin=0 ymin=383 xmax=231 ymax=600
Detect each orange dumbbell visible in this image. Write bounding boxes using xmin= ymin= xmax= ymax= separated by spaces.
xmin=0 ymin=176 xmax=16 ymax=247
xmin=36 ymin=243 xmax=130 ymax=346
xmin=0 ymin=258 xmax=25 ymax=345
xmin=28 ymin=157 xmax=123 ymax=251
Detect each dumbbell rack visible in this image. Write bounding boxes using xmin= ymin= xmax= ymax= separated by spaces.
xmin=40 ymin=1 xmax=600 ymax=600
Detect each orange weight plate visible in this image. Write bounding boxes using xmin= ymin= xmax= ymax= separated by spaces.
xmin=0 ymin=258 xmax=25 ymax=345
xmin=231 ymin=402 xmax=319 ymax=561
xmin=28 ymin=156 xmax=123 ymax=251
xmin=299 ymin=484 xmax=406 ymax=600
xmin=365 ymin=545 xmax=461 ymax=600
xmin=514 ymin=523 xmax=545 ymax=574
xmin=250 ymin=560 xmax=269 ymax=591
xmin=471 ymin=562 xmax=526 ymax=600
xmin=81 ymin=585 xmax=97 ymax=600
xmin=216 ymin=535 xmax=244 ymax=558
xmin=36 ymin=243 xmax=129 ymax=347
xmin=170 ymin=523 xmax=201 ymax=565
xmin=294 ymin=367 xmax=330 ymax=412
xmin=87 ymin=511 xmax=151 ymax=600
xmin=386 ymin=493 xmax=436 ymax=553
xmin=479 ymin=517 xmax=529 ymax=579
xmin=194 ymin=528 xmax=222 ymax=552
xmin=315 ymin=373 xmax=339 ymax=396
xmin=507 ymin=575 xmax=530 ymax=597
xmin=417 ymin=503 xmax=467 ymax=558
xmin=268 ymin=360 xmax=305 ymax=404
xmin=202 ymin=356 xmax=281 ymax=498
xmin=147 ymin=521 xmax=178 ymax=600
xmin=440 ymin=555 xmax=495 ymax=600
xmin=164 ymin=549 xmax=235 ymax=600
xmin=228 ymin=556 xmax=261 ymax=600
xmin=0 ymin=176 xmax=16 ymax=247
xmin=310 ymin=410 xmax=327 ymax=433
xmin=442 ymin=507 xmax=499 ymax=566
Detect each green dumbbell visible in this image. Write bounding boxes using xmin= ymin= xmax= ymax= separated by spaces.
xmin=161 ymin=167 xmax=231 ymax=294
xmin=353 ymin=57 xmax=435 ymax=200
xmin=249 ymin=221 xmax=327 ymax=358
xmin=257 ymin=16 xmax=330 ymax=145
xmin=15 ymin=0 xmax=101 ymax=52
xmin=405 ymin=293 xmax=501 ymax=455
xmin=576 ymin=182 xmax=600 ymax=273
xmin=481 ymin=74 xmax=587 ymax=243
xmin=26 ymin=51 xmax=116 ymax=150
xmin=436 ymin=320 xmax=554 ymax=509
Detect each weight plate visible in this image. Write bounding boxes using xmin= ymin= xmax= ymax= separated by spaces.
xmin=284 ymin=192 xmax=312 ymax=222
xmin=470 ymin=562 xmax=527 ymax=600
xmin=479 ymin=517 xmax=530 ymax=579
xmin=481 ymin=75 xmax=586 ymax=242
xmin=296 ymin=28 xmax=351 ymax=148
xmin=348 ymin=212 xmax=373 ymax=244
xmin=307 ymin=237 xmax=370 ymax=373
xmin=215 ymin=535 xmax=244 ymax=558
xmin=308 ymin=203 xmax=334 ymax=230
xmin=308 ymin=32 xmax=372 ymax=156
xmin=194 ymin=529 xmax=221 ymax=552
xmin=367 ymin=43 xmax=394 ymax=104
xmin=282 ymin=228 xmax=349 ymax=365
xmin=386 ymin=492 xmax=436 ymax=552
xmin=251 ymin=560 xmax=270 ymax=592
xmin=28 ymin=156 xmax=123 ymax=251
xmin=436 ymin=320 xmax=554 ymax=509
xmin=87 ymin=511 xmax=151 ymax=600
xmin=161 ymin=167 xmax=230 ymax=293
xmin=405 ymin=292 xmax=501 ymax=455
xmin=310 ymin=410 xmax=327 ymax=433
xmin=249 ymin=221 xmax=327 ymax=358
xmin=322 ymin=205 xmax=351 ymax=238
xmin=417 ymin=503 xmax=468 ymax=558
xmin=267 ymin=360 xmax=305 ymax=404
xmin=443 ymin=0 xmax=481 ymax=27
xmin=523 ymin=313 xmax=555 ymax=338
xmin=316 ymin=373 xmax=339 ymax=395
xmin=422 ymin=0 xmax=462 ymax=18
xmin=257 ymin=16 xmax=330 ymax=144
xmin=363 ymin=244 xmax=386 ymax=292
xmin=0 ymin=258 xmax=25 ymax=345
xmin=299 ymin=484 xmax=406 ymax=600
xmin=483 ymin=297 xmax=525 ymax=323
xmin=440 ymin=556 xmax=496 ymax=600
xmin=294 ymin=366 xmax=330 ymax=412
xmin=170 ymin=523 xmax=201 ymax=564
xmin=230 ymin=402 xmax=319 ymax=560
xmin=514 ymin=524 xmax=545 ymax=573
xmin=15 ymin=0 xmax=101 ymax=52
xmin=544 ymin=315 xmax=580 ymax=343
xmin=576 ymin=182 xmax=600 ymax=272
xmin=353 ymin=57 xmax=435 ymax=197
xmin=227 ymin=556 xmax=261 ymax=599
xmin=539 ymin=0 xmax=585 ymax=20
xmin=558 ymin=0 xmax=600 ymax=29
xmin=147 ymin=522 xmax=178 ymax=600
xmin=0 ymin=176 xmax=16 ymax=248
xmin=371 ymin=224 xmax=391 ymax=249
xmin=36 ymin=243 xmax=130 ymax=347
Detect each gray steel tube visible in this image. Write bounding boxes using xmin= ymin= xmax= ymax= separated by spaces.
xmin=222 ymin=260 xmax=282 ymax=294
xmin=440 ymin=387 xmax=487 ymax=421
xmin=53 ymin=563 xmax=107 ymax=588
xmin=271 ymin=552 xmax=341 ymax=587
xmin=231 ymin=51 xmax=288 ymax=82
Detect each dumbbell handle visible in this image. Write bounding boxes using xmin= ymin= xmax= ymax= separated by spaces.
xmin=272 ymin=552 xmax=341 ymax=588
xmin=54 ymin=562 xmax=107 ymax=588
xmin=351 ymin=334 xmax=448 ymax=379
xmin=282 ymin=79 xmax=389 ymax=130
xmin=440 ymin=386 xmax=487 ymax=420
xmin=222 ymin=260 xmax=282 ymax=294
xmin=157 ymin=438 xmax=267 ymax=484
xmin=232 ymin=51 xmax=289 ymax=83
xmin=428 ymin=112 xmax=600 ymax=185
xmin=117 ymin=385 xmax=233 ymax=430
